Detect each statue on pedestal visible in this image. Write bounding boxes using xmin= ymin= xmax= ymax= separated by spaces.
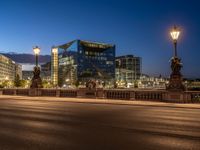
xmin=30 ymin=66 xmax=43 ymax=88
xmin=167 ymin=57 xmax=185 ymax=91
xmin=170 ymin=57 xmax=182 ymax=75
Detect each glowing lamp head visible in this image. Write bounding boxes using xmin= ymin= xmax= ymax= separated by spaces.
xmin=33 ymin=46 xmax=40 ymax=55
xmin=170 ymin=26 xmax=180 ymax=41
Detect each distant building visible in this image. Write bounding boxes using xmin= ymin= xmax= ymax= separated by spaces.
xmin=115 ymin=55 xmax=141 ymax=87
xmin=22 ymin=62 xmax=51 ymax=81
xmin=0 ymin=54 xmax=22 ymax=81
xmin=41 ymin=62 xmax=51 ymax=81
xmin=22 ymin=71 xmax=32 ymax=80
xmin=138 ymin=74 xmax=168 ymax=89
xmin=51 ymin=49 xmax=58 ymax=86
xmin=51 ymin=40 xmax=115 ymax=87
xmin=41 ymin=62 xmax=51 ymax=72
xmin=15 ymin=63 xmax=22 ymax=79
xmin=185 ymin=79 xmax=200 ymax=91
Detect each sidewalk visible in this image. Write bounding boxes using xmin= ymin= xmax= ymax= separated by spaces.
xmin=1 ymin=95 xmax=200 ymax=109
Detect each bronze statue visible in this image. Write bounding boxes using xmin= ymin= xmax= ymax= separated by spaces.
xmin=30 ymin=66 xmax=43 ymax=88
xmin=86 ymin=80 xmax=96 ymax=89
xmin=170 ymin=57 xmax=182 ymax=74
xmin=167 ymin=57 xmax=185 ymax=91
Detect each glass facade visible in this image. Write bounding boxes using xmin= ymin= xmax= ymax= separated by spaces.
xmin=116 ymin=55 xmax=142 ymax=86
xmin=51 ymin=40 xmax=115 ymax=87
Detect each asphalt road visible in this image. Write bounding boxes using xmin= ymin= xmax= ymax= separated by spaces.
xmin=0 ymin=96 xmax=200 ymax=150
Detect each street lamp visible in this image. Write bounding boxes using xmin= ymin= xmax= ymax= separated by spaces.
xmin=33 ymin=46 xmax=40 ymax=67
xmin=30 ymin=46 xmax=43 ymax=88
xmin=170 ymin=26 xmax=180 ymax=57
xmin=167 ymin=25 xmax=185 ymax=91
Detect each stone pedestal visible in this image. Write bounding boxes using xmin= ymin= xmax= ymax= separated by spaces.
xmin=96 ymin=88 xmax=104 ymax=99
xmin=166 ymin=91 xmax=182 ymax=102
xmin=167 ymin=74 xmax=185 ymax=91
xmin=166 ymin=57 xmax=185 ymax=91
xmin=164 ymin=91 xmax=191 ymax=103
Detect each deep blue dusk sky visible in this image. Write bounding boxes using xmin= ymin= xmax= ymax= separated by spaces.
xmin=0 ymin=0 xmax=200 ymax=78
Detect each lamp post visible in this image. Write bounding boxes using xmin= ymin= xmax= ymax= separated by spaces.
xmin=167 ymin=25 xmax=185 ymax=91
xmin=33 ymin=46 xmax=40 ymax=67
xmin=30 ymin=46 xmax=43 ymax=88
xmin=170 ymin=26 xmax=180 ymax=57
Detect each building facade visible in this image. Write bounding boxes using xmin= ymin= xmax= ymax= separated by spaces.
xmin=22 ymin=71 xmax=33 ymax=80
xmin=41 ymin=62 xmax=51 ymax=81
xmin=138 ymin=74 xmax=168 ymax=89
xmin=51 ymin=40 xmax=115 ymax=87
xmin=15 ymin=63 xmax=22 ymax=79
xmin=115 ymin=55 xmax=141 ymax=87
xmin=51 ymin=47 xmax=59 ymax=86
xmin=0 ymin=54 xmax=22 ymax=81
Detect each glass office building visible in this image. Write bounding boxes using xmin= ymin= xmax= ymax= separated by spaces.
xmin=116 ymin=55 xmax=142 ymax=87
xmin=51 ymin=40 xmax=115 ymax=87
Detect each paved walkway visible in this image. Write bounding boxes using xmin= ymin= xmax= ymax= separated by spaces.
xmin=1 ymin=95 xmax=200 ymax=109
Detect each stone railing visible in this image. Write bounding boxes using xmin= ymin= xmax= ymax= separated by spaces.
xmin=16 ymin=89 xmax=29 ymax=96
xmin=104 ymin=89 xmax=134 ymax=100
xmin=1 ymin=88 xmax=200 ymax=103
xmin=60 ymin=89 xmax=77 ymax=97
xmin=134 ymin=90 xmax=165 ymax=101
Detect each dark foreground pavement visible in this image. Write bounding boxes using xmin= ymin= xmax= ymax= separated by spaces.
xmin=0 ymin=96 xmax=200 ymax=150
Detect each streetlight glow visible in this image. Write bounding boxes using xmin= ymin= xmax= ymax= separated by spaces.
xmin=170 ymin=26 xmax=180 ymax=41
xmin=33 ymin=46 xmax=40 ymax=55
xmin=33 ymin=46 xmax=41 ymax=67
xmin=170 ymin=26 xmax=180 ymax=57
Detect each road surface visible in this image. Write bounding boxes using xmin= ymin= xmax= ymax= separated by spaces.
xmin=0 ymin=96 xmax=200 ymax=150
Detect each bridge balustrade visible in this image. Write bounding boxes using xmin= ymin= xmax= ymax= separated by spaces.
xmin=135 ymin=91 xmax=163 ymax=101
xmin=2 ymin=89 xmax=15 ymax=95
xmin=16 ymin=89 xmax=29 ymax=96
xmin=105 ymin=90 xmax=131 ymax=100
xmin=60 ymin=90 xmax=77 ymax=97
xmin=40 ymin=89 xmax=57 ymax=97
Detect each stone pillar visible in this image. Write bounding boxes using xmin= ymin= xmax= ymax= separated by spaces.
xmin=77 ymin=88 xmax=85 ymax=98
xmin=130 ymin=91 xmax=135 ymax=100
xmin=96 ymin=88 xmax=104 ymax=99
xmin=13 ymin=89 xmax=17 ymax=95
xmin=165 ymin=91 xmax=186 ymax=102
xmin=56 ymin=90 xmax=60 ymax=97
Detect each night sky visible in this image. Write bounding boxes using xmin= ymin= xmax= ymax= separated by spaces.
xmin=0 ymin=0 xmax=200 ymax=78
